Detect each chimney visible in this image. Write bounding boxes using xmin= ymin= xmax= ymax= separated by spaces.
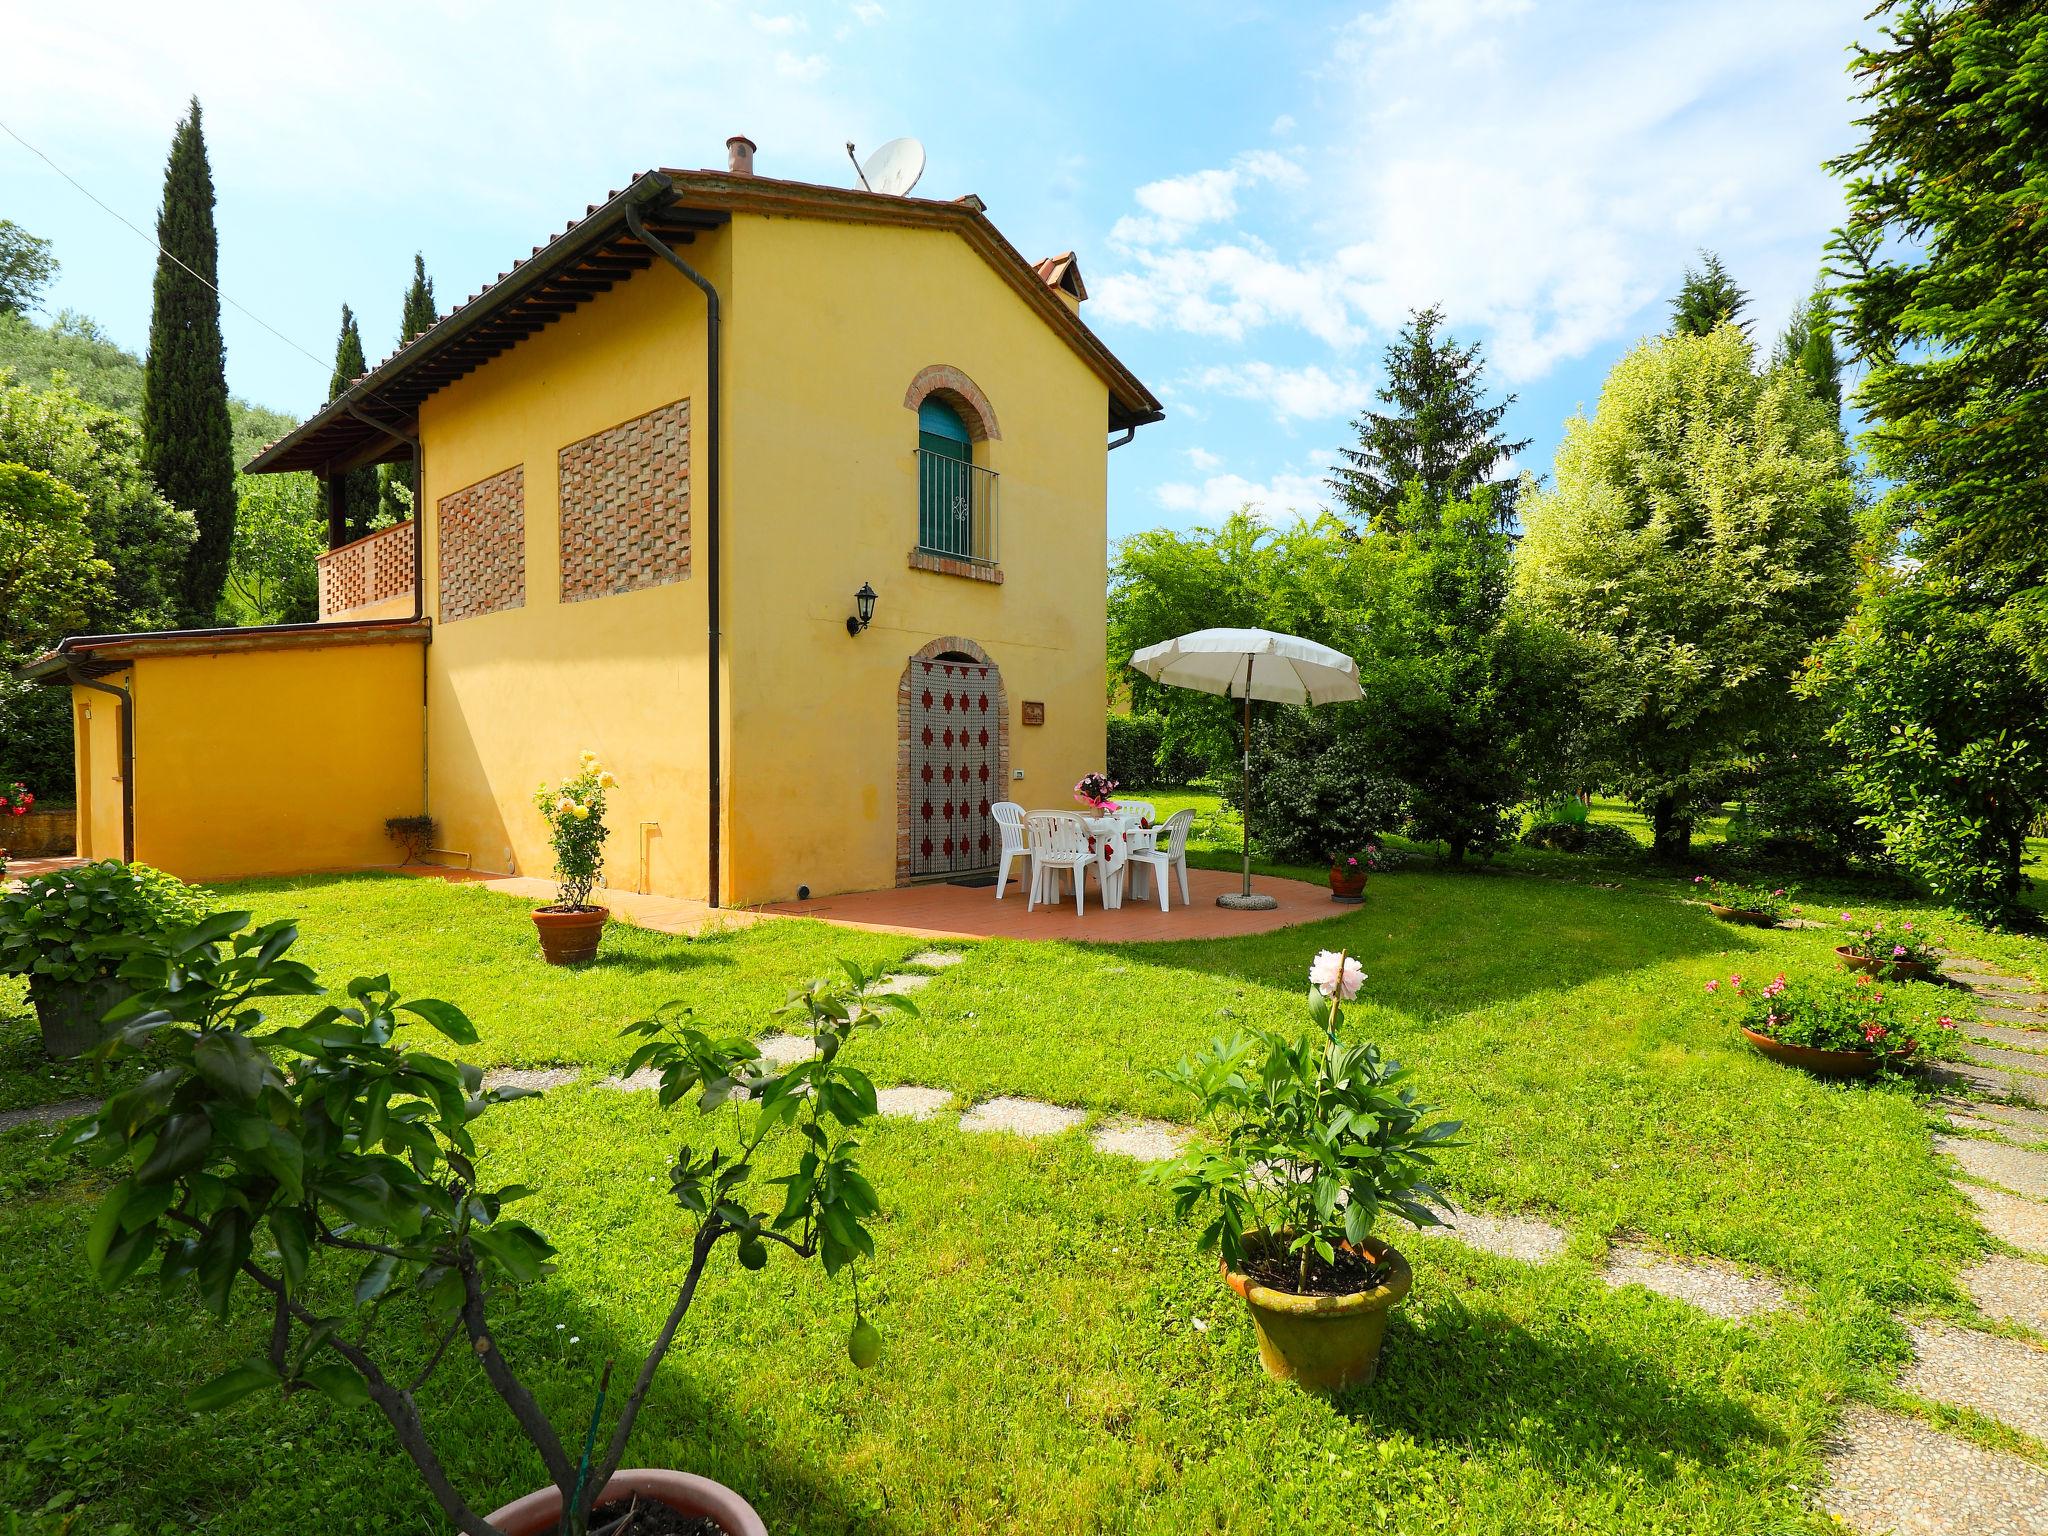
xmin=726 ymin=135 xmax=757 ymax=176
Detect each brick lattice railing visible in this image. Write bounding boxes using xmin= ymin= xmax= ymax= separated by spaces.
xmin=317 ymin=520 xmax=416 ymax=620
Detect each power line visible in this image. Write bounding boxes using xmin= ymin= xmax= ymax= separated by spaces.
xmin=0 ymin=115 xmax=331 ymax=375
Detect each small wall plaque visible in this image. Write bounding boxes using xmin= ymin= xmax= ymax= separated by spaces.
xmin=1021 ymin=700 xmax=1046 ymax=726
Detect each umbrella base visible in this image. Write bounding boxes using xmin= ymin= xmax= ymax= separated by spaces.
xmin=1216 ymin=892 xmax=1280 ymax=911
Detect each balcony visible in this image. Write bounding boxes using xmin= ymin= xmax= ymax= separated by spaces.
xmin=317 ymin=520 xmax=415 ymax=621
xmin=913 ymin=450 xmax=999 ymax=579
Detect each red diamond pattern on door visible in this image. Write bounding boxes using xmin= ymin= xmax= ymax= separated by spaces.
xmin=909 ymin=657 xmax=998 ymax=877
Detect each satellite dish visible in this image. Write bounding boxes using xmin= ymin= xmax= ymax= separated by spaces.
xmin=858 ymin=137 xmax=926 ymax=197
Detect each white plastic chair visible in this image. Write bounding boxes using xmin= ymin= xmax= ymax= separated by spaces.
xmin=1118 ymin=800 xmax=1157 ymax=825
xmin=991 ymin=802 xmax=1027 ymax=899
xmin=1149 ymin=809 xmax=1194 ymax=906
xmin=1025 ymin=812 xmax=1092 ymax=916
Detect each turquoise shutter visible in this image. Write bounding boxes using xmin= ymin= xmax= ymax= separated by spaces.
xmin=917 ymin=400 xmax=973 ymax=557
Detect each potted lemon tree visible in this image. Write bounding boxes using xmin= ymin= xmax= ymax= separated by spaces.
xmin=532 ymin=753 xmax=615 ymax=965
xmin=61 ymin=913 xmax=909 ymax=1534
xmin=1151 ymin=950 xmax=1461 ymax=1391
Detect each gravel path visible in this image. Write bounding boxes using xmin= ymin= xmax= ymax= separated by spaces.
xmin=1433 ymin=1205 xmax=1569 ymax=1263
xmin=1961 ymin=1255 xmax=2048 ymax=1335
xmin=1901 ymin=1321 xmax=2048 ymax=1443
xmin=482 ymin=1067 xmax=577 ymax=1094
xmin=1936 ymin=1134 xmax=2048 ymax=1199
xmin=0 ymin=1096 xmax=95 ymax=1133
xmin=1961 ymin=1182 xmax=2048 ymax=1257
xmin=1822 ymin=1405 xmax=2048 ymax=1536
xmin=874 ymin=1085 xmax=953 ymax=1121
xmin=958 ymin=1096 xmax=1086 ymax=1137
xmin=1090 ymin=1119 xmax=1188 ymax=1162
xmin=1601 ymin=1245 xmax=1788 ymax=1321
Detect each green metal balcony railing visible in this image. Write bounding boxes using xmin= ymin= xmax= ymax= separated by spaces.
xmin=915 ymin=448 xmax=999 ymax=566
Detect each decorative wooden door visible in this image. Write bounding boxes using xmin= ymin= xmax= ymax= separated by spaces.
xmin=909 ymin=653 xmax=1000 ymax=877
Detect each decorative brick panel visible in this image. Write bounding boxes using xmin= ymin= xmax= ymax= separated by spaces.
xmin=897 ymin=637 xmax=1009 ymax=885
xmin=907 ymin=547 xmax=1004 ymax=584
xmin=558 ymin=399 xmax=691 ymax=603
xmin=902 ymin=364 xmax=1001 ymax=441
xmin=437 ymin=466 xmax=525 ymax=623
xmin=317 ymin=520 xmax=415 ymax=620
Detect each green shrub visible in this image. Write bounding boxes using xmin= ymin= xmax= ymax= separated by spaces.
xmin=1105 ymin=711 xmax=1208 ymax=789
xmin=1249 ymin=708 xmax=1406 ymax=866
xmin=1520 ymin=819 xmax=1637 ymax=855
xmin=0 ymin=859 xmax=206 ymax=988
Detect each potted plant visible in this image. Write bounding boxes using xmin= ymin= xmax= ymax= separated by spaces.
xmin=385 ymin=813 xmax=439 ymax=866
xmin=61 ymin=913 xmax=912 ymax=1535
xmin=1707 ymin=968 xmax=1946 ymax=1078
xmin=532 ymin=753 xmax=615 ymax=965
xmin=1834 ymin=913 xmax=1941 ymax=981
xmin=1150 ymin=949 xmax=1462 ymax=1391
xmin=1073 ymin=772 xmax=1120 ymax=814
xmin=1327 ymin=844 xmax=1379 ymax=902
xmin=1691 ymin=874 xmax=1789 ymax=926
xmin=0 ymin=860 xmax=207 ymax=1057
xmin=0 ymin=780 xmax=29 ymax=877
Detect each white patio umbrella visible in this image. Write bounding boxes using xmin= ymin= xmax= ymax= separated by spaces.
xmin=1128 ymin=627 xmax=1364 ymax=909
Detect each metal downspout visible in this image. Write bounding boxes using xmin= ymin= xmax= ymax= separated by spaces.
xmin=339 ymin=404 xmax=431 ymax=816
xmin=66 ymin=664 xmax=134 ymax=862
xmin=625 ymin=199 xmax=724 ymax=909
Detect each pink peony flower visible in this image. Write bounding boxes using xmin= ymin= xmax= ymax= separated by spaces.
xmin=1309 ymin=950 xmax=1365 ymax=1001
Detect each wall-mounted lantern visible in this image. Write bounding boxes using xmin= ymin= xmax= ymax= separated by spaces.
xmin=846 ymin=582 xmax=878 ymax=636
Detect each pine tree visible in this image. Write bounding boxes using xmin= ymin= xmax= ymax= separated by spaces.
xmin=1328 ymin=306 xmax=1529 ymax=534
xmin=1773 ymin=278 xmax=1842 ymax=415
xmin=1669 ymin=250 xmax=1749 ymax=338
xmin=380 ymin=254 xmax=439 ymax=520
xmin=328 ymin=304 xmax=379 ymax=542
xmin=140 ymin=97 xmax=236 ymax=624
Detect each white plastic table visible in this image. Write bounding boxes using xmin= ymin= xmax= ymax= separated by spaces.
xmin=1081 ymin=812 xmax=1160 ymax=910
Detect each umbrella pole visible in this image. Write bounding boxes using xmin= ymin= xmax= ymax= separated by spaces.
xmin=1216 ymin=655 xmax=1277 ymax=910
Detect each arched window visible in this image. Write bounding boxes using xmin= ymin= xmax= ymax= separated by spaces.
xmin=915 ymin=396 xmax=996 ymax=565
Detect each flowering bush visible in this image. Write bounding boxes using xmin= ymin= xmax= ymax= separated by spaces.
xmin=1708 ymin=969 xmax=1947 ymax=1066
xmin=1692 ymin=874 xmax=1789 ymax=921
xmin=1151 ymin=949 xmax=1461 ymax=1296
xmin=1 ymin=780 xmax=31 ymax=818
xmin=1838 ymin=913 xmax=1942 ymax=976
xmin=1073 ymin=772 xmax=1119 ymax=812
xmin=1329 ymin=841 xmax=1384 ymax=872
xmin=531 ymin=752 xmax=615 ymax=910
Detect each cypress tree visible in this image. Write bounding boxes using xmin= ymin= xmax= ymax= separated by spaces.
xmin=1669 ymin=250 xmax=1750 ymax=338
xmin=140 ymin=96 xmax=236 ymax=624
xmin=380 ymin=254 xmax=440 ymax=519
xmin=1328 ymin=305 xmax=1529 ymax=535
xmin=328 ymin=304 xmax=379 ymax=542
xmin=1773 ymin=278 xmax=1842 ymax=416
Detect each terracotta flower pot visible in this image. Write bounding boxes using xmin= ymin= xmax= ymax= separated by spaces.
xmin=1834 ymin=945 xmax=1931 ymax=982
xmin=486 ymin=1468 xmax=767 ymax=1536
xmin=533 ymin=905 xmax=608 ymax=965
xmin=1221 ymin=1239 xmax=1412 ymax=1392
xmin=1706 ymin=903 xmax=1774 ymax=927
xmin=1739 ymin=1024 xmax=1904 ymax=1079
xmin=1328 ymin=866 xmax=1367 ymax=902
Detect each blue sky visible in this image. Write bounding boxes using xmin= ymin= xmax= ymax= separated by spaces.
xmin=4 ymin=0 xmax=1866 ymax=544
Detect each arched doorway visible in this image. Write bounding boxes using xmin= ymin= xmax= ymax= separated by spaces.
xmin=898 ymin=639 xmax=1008 ymax=882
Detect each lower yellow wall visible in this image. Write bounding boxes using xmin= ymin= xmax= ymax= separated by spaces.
xmin=70 ymin=672 xmax=128 ymax=861
xmin=117 ymin=638 xmax=426 ymax=882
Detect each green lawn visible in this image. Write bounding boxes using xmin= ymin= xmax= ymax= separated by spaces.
xmin=1 ymin=834 xmax=2043 ymax=1534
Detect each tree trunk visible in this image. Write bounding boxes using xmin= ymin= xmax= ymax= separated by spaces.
xmin=1650 ymin=795 xmax=1692 ymax=863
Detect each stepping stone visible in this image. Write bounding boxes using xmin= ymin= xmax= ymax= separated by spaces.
xmin=1933 ymin=1060 xmax=2046 ymax=1104
xmin=957 ymin=1096 xmax=1085 ymax=1137
xmin=482 ymin=1066 xmax=576 ymax=1094
xmin=1601 ymin=1245 xmax=1787 ymax=1321
xmin=1972 ymin=991 xmax=2047 ymax=1012
xmin=0 ymin=1096 xmax=95 ymax=1133
xmin=755 ymin=1034 xmax=816 ymax=1066
xmin=1962 ymin=1184 xmax=2048 ymax=1257
xmin=1978 ymin=1005 xmax=2048 ymax=1027
xmin=1779 ymin=917 xmax=1829 ymax=930
xmin=1440 ymin=1205 xmax=1568 ymax=1263
xmin=1961 ymin=1102 xmax=2048 ymax=1137
xmin=1821 ymin=1403 xmax=2048 ymax=1536
xmin=870 ymin=972 xmax=932 ymax=997
xmin=1965 ymin=1023 xmax=2048 ymax=1049
xmin=875 ymin=1085 xmax=953 ymax=1121
xmin=1962 ymin=1255 xmax=2048 ymax=1335
xmin=1938 ymin=1135 xmax=2048 ymax=1200
xmin=602 ymin=1067 xmax=662 ymax=1092
xmin=1963 ymin=1042 xmax=2048 ymax=1075
xmin=1090 ymin=1119 xmax=1188 ymax=1163
xmin=903 ymin=950 xmax=965 ymax=969
xmin=1949 ymin=1113 xmax=2048 ymax=1147
xmin=1902 ymin=1321 xmax=2048 ymax=1442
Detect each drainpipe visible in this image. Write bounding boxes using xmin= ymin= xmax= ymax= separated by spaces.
xmin=1106 ymin=425 xmax=1137 ymax=451
xmin=66 ymin=664 xmax=134 ymax=863
xmin=625 ymin=198 xmax=724 ymax=908
xmin=339 ymin=403 xmax=431 ymax=817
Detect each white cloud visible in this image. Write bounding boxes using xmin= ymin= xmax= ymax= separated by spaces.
xmin=1187 ymin=361 xmax=1370 ymax=421
xmin=1094 ymin=1 xmax=1860 ymax=380
xmin=1185 ymin=446 xmax=1223 ymax=471
xmin=1270 ymin=113 xmax=1296 ymax=137
xmin=852 ymin=1 xmax=886 ymax=22
xmin=773 ymin=50 xmax=830 ymax=81
xmin=751 ymin=12 xmax=805 ymax=34
xmin=1108 ymin=149 xmax=1304 ymax=250
xmin=1154 ymin=453 xmax=1335 ymax=522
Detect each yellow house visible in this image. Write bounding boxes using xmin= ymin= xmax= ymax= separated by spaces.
xmin=22 ymin=145 xmax=1161 ymax=907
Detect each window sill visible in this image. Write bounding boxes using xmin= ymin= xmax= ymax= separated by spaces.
xmin=907 ymin=548 xmax=1004 ymax=584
